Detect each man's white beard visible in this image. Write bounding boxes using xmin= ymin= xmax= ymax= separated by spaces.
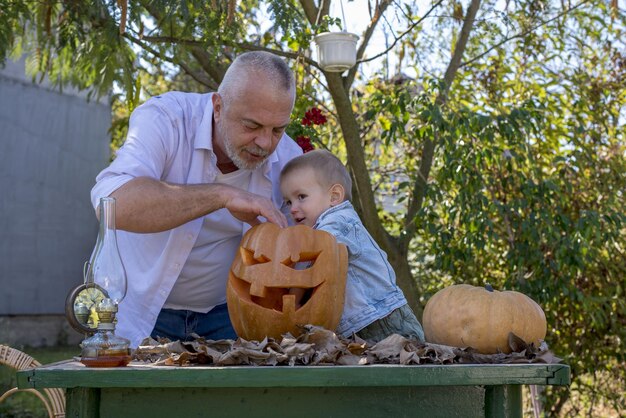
xmin=222 ymin=128 xmax=270 ymax=170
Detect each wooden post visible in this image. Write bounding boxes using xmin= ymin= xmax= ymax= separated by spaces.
xmin=66 ymin=387 xmax=100 ymax=418
xmin=484 ymin=385 xmax=522 ymax=418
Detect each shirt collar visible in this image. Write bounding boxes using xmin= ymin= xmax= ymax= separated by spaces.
xmin=195 ymin=93 xmax=215 ymax=151
xmin=263 ymin=143 xmax=280 ymax=177
xmin=314 ymin=200 xmax=353 ymax=228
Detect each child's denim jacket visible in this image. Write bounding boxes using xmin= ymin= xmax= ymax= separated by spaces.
xmin=314 ymin=201 xmax=408 ymax=336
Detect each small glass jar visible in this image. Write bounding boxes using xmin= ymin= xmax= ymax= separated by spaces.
xmin=80 ymin=330 xmax=131 ymax=367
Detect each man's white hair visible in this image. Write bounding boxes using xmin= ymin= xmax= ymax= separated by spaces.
xmin=217 ymin=51 xmax=295 ymax=108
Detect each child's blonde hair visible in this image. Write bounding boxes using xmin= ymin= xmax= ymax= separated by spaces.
xmin=281 ymin=150 xmax=352 ymax=201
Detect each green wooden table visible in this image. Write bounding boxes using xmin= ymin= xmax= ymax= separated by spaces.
xmin=17 ymin=360 xmax=569 ymax=418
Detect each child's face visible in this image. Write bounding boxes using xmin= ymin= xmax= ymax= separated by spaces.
xmin=280 ymin=166 xmax=334 ymax=227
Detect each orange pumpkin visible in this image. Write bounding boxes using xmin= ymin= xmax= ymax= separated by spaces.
xmin=422 ymin=284 xmax=547 ymax=354
xmin=227 ymin=223 xmax=348 ymax=341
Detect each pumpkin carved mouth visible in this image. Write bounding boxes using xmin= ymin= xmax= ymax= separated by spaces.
xmin=226 ymin=223 xmax=348 ymax=341
xmin=230 ymin=276 xmax=320 ymax=312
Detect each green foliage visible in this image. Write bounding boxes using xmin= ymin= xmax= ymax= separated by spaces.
xmin=317 ymin=15 xmax=343 ymax=33
xmin=413 ymin=95 xmax=625 ymax=383
xmin=267 ymin=2 xmax=340 ymax=50
xmin=351 ymin=54 xmax=624 ymax=414
xmin=0 ymin=0 xmax=28 ymax=66
xmin=9 ymin=1 xmax=137 ymax=100
xmin=405 ymin=2 xmax=626 ymax=413
xmin=267 ymin=0 xmax=312 ymax=50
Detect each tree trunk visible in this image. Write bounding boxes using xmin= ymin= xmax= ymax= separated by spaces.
xmin=386 ymin=242 xmax=422 ymax=317
xmin=324 ymin=72 xmax=393 ymax=250
xmin=325 ymin=72 xmax=421 ymax=314
xmin=322 ymin=0 xmax=482 ymax=319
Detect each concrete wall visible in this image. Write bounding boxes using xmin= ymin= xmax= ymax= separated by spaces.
xmin=0 ymin=58 xmax=111 ymax=346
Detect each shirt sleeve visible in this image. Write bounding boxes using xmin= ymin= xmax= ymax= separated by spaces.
xmin=316 ymin=215 xmax=362 ymax=258
xmin=90 ymin=99 xmax=178 ymax=209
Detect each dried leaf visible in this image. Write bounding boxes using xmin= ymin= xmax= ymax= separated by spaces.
xmin=367 ymin=334 xmax=408 ymax=362
xmin=508 ymin=332 xmax=529 ymax=353
xmin=346 ymin=341 xmax=368 ymax=356
xmin=336 ymin=354 xmax=367 ymax=366
xmin=132 ymin=325 xmax=562 ymax=367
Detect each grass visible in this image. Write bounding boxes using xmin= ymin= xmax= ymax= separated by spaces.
xmin=0 ymin=345 xmax=79 ymax=418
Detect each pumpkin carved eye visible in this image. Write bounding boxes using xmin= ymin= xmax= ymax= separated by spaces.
xmin=227 ymin=223 xmax=348 ymax=341
xmin=240 ymin=248 xmax=270 ymax=265
xmin=280 ymin=251 xmax=320 ymax=268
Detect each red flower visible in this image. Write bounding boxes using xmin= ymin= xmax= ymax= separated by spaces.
xmin=302 ymin=107 xmax=327 ymax=126
xmin=295 ymin=135 xmax=315 ymax=153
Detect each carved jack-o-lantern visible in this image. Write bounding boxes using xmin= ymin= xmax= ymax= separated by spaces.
xmin=227 ymin=223 xmax=348 ymax=341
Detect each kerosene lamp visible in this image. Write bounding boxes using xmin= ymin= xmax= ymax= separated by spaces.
xmin=65 ymin=197 xmax=131 ymax=367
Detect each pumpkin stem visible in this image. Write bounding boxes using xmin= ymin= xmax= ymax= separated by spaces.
xmin=485 ymin=283 xmax=494 ymax=292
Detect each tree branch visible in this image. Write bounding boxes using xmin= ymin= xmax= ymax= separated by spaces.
xmin=460 ymin=0 xmax=591 ymax=68
xmin=358 ymin=0 xmax=444 ymax=65
xmin=236 ymin=42 xmax=321 ymax=68
xmin=124 ymin=33 xmax=219 ymax=89
xmin=139 ymin=35 xmax=321 ymax=70
xmin=139 ymin=1 xmax=224 ymax=88
xmin=401 ymin=0 xmax=482 ymax=248
xmin=299 ymin=0 xmax=330 ymax=26
xmin=187 ymin=45 xmax=227 ymax=90
xmin=345 ymin=0 xmax=394 ymax=88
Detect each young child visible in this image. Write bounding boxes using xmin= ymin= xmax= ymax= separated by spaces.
xmin=280 ymin=149 xmax=425 ymax=343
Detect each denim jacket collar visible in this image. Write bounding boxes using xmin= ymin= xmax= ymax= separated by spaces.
xmin=314 ymin=200 xmax=354 ymax=229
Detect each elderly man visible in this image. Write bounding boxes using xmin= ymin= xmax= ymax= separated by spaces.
xmin=91 ymin=51 xmax=302 ymax=347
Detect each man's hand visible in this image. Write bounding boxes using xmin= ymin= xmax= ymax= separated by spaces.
xmin=224 ymin=188 xmax=288 ymax=228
